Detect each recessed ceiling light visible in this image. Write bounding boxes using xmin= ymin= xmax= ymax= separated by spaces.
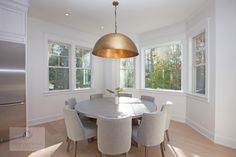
xmin=65 ymin=13 xmax=70 ymax=16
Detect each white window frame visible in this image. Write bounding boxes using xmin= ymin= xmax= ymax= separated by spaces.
xmin=192 ymin=31 xmax=207 ymax=95
xmin=74 ymin=45 xmax=92 ymax=89
xmin=119 ymin=58 xmax=136 ymax=89
xmin=187 ymin=19 xmax=209 ymax=100
xmin=44 ymin=34 xmax=93 ymax=94
xmin=141 ymin=40 xmax=184 ymax=92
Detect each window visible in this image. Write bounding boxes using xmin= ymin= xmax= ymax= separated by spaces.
xmin=75 ymin=47 xmax=91 ymax=88
xmin=48 ymin=40 xmax=70 ymax=90
xmin=192 ymin=32 xmax=206 ymax=95
xmin=144 ymin=41 xmax=182 ymax=90
xmin=120 ymin=58 xmax=135 ymax=88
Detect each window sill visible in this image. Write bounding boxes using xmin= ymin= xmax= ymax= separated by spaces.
xmin=43 ymin=88 xmax=93 ymax=96
xmin=186 ymin=93 xmax=209 ymax=103
xmin=140 ymin=88 xmax=185 ymax=96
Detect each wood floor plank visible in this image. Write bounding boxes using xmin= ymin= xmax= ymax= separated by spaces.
xmin=0 ymin=120 xmax=236 ymax=157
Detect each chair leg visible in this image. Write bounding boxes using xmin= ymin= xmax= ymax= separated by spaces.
xmin=160 ymin=142 xmax=165 ymax=157
xmin=67 ymin=139 xmax=71 ymax=152
xmin=166 ymin=130 xmax=170 ymax=142
xmin=163 ymin=138 xmax=166 ymax=151
xmin=74 ymin=141 xmax=78 ymax=157
xmin=145 ymin=146 xmax=148 ymax=157
xmin=101 ymin=153 xmax=105 ymax=157
xmin=66 ymin=136 xmax=69 ymax=142
xmin=124 ymin=152 xmax=128 ymax=157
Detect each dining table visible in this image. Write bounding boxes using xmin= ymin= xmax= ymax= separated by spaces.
xmin=74 ymin=97 xmax=157 ymax=119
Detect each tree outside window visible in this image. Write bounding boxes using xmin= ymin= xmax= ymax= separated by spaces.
xmin=120 ymin=58 xmax=135 ymax=88
xmin=48 ymin=40 xmax=70 ymax=90
xmin=75 ymin=47 xmax=91 ymax=88
xmin=144 ymin=41 xmax=182 ymax=90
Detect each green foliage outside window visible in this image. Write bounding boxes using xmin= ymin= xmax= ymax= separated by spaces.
xmin=120 ymin=58 xmax=135 ymax=88
xmin=48 ymin=41 xmax=70 ymax=90
xmin=75 ymin=47 xmax=91 ymax=88
xmin=145 ymin=42 xmax=182 ymax=90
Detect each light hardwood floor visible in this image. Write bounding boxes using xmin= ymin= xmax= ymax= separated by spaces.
xmin=0 ymin=120 xmax=236 ymax=157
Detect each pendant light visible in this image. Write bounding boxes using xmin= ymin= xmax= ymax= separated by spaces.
xmin=92 ymin=1 xmax=139 ymax=58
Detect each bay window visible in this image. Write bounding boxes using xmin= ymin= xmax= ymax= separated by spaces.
xmin=144 ymin=41 xmax=182 ymax=90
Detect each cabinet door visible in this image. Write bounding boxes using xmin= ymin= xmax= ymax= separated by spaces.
xmin=0 ymin=6 xmax=26 ymax=41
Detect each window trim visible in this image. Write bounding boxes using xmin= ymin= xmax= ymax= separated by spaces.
xmin=188 ymin=27 xmax=209 ymax=99
xmin=141 ymin=40 xmax=184 ymax=92
xmin=44 ymin=34 xmax=93 ymax=93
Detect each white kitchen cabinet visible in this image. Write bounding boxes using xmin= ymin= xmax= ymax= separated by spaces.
xmin=0 ymin=0 xmax=29 ymax=43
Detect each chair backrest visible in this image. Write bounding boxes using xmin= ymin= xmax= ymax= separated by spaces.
xmin=118 ymin=93 xmax=132 ymax=98
xmin=65 ymin=97 xmax=77 ymax=109
xmin=28 ymin=142 xmax=62 ymax=157
xmin=140 ymin=95 xmax=155 ymax=103
xmin=63 ymin=107 xmax=85 ymax=141
xmin=137 ymin=111 xmax=166 ymax=147
xmin=97 ymin=116 xmax=132 ymax=155
xmin=90 ymin=93 xmax=103 ymax=100
xmin=161 ymin=103 xmax=172 ymax=130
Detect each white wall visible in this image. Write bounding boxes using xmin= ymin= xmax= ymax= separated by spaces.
xmin=185 ymin=0 xmax=216 ymax=141
xmin=27 ymin=17 xmax=104 ymax=125
xmin=214 ymin=0 xmax=236 ymax=148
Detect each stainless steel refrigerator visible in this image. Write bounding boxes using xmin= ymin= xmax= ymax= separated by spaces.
xmin=0 ymin=40 xmax=26 ymax=142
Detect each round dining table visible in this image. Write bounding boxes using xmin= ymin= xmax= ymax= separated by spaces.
xmin=74 ymin=97 xmax=157 ymax=119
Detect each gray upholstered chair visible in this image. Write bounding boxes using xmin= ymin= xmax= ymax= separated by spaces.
xmin=90 ymin=93 xmax=103 ymax=100
xmin=132 ymin=111 xmax=167 ymax=157
xmin=65 ymin=97 xmax=89 ymax=122
xmin=63 ymin=107 xmax=97 ymax=157
xmin=161 ymin=103 xmax=172 ymax=142
xmin=97 ymin=116 xmax=132 ymax=157
xmin=140 ymin=95 xmax=155 ymax=103
xmin=118 ymin=93 xmax=132 ymax=98
xmin=65 ymin=97 xmax=77 ymax=109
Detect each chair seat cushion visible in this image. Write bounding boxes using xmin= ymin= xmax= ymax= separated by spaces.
xmin=83 ymin=121 xmax=97 ymax=139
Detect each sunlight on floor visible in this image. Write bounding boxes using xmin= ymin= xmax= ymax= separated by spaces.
xmin=168 ymin=144 xmax=203 ymax=157
xmin=28 ymin=142 xmax=62 ymax=157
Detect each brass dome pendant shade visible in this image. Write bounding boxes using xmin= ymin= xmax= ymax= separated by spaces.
xmin=92 ymin=1 xmax=139 ymax=58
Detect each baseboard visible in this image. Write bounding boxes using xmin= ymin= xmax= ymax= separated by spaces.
xmin=171 ymin=115 xmax=186 ymax=123
xmin=186 ymin=117 xmax=214 ymax=141
xmin=28 ymin=114 xmax=63 ymax=126
xmin=215 ymin=134 xmax=236 ymax=149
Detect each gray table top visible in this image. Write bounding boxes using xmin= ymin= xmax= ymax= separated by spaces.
xmin=74 ymin=97 xmax=157 ymax=119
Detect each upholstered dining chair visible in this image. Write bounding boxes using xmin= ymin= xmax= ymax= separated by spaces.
xmin=65 ymin=97 xmax=89 ymax=122
xmin=65 ymin=97 xmax=77 ymax=109
xmin=97 ymin=116 xmax=132 ymax=157
xmin=140 ymin=95 xmax=155 ymax=103
xmin=90 ymin=93 xmax=103 ymax=100
xmin=63 ymin=107 xmax=97 ymax=157
xmin=161 ymin=103 xmax=172 ymax=142
xmin=132 ymin=111 xmax=167 ymax=157
xmin=118 ymin=93 xmax=132 ymax=98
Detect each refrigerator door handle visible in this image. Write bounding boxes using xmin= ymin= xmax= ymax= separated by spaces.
xmin=0 ymin=101 xmax=24 ymax=107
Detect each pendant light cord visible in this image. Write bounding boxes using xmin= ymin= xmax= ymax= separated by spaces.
xmin=115 ymin=5 xmax=117 ymax=33
xmin=113 ymin=1 xmax=119 ymax=33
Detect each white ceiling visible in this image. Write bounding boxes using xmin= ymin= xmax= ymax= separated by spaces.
xmin=29 ymin=0 xmax=208 ymax=36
